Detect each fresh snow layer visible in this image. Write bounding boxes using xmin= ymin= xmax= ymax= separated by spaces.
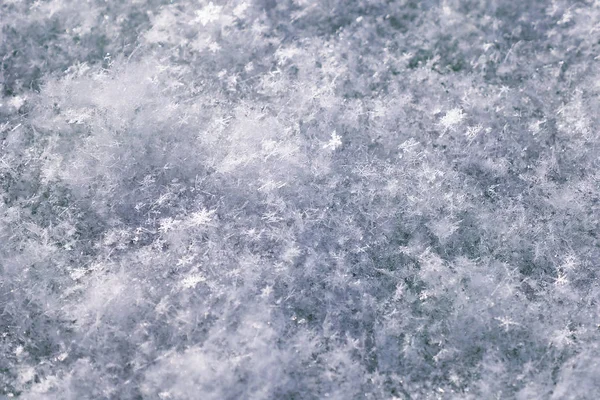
xmin=1 ymin=0 xmax=600 ymax=399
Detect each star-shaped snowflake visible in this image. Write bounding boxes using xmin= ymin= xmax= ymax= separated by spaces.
xmin=195 ymin=2 xmax=222 ymax=26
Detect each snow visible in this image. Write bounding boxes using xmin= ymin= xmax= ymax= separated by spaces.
xmin=2 ymin=0 xmax=600 ymax=398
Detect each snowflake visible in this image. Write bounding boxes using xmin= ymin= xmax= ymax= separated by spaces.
xmin=261 ymin=210 xmax=283 ymax=223
xmin=8 ymin=96 xmax=25 ymax=110
xmin=18 ymin=367 xmax=36 ymax=384
xmin=226 ymin=74 xmax=239 ymax=91
xmin=449 ymin=372 xmax=461 ymax=385
xmin=64 ymin=108 xmax=93 ymax=124
xmin=399 ymin=138 xmax=420 ymax=152
xmin=560 ymin=254 xmax=580 ymax=271
xmin=439 ymin=108 xmax=465 ymax=131
xmin=208 ymin=41 xmax=221 ymax=53
xmin=276 ymin=46 xmax=301 ymax=65
xmin=465 ymin=124 xmax=483 ymax=140
xmin=177 ymin=254 xmax=196 ymax=267
xmin=187 ymin=208 xmax=216 ymax=227
xmin=482 ymin=42 xmax=494 ymax=52
xmin=528 ymin=119 xmax=546 ymax=135
xmin=69 ymin=268 xmax=87 ymax=280
xmin=557 ymin=10 xmax=572 ymax=25
xmin=243 ymin=228 xmax=262 ymax=240
xmin=282 ymin=246 xmax=301 ymax=262
xmin=158 ymin=217 xmax=178 ymax=233
xmin=140 ymin=174 xmax=156 ymax=188
xmin=195 ymin=2 xmax=222 ymax=26
xmin=233 ymin=2 xmax=249 ymax=18
xmin=551 ymin=327 xmax=574 ymax=349
xmin=429 ymin=217 xmax=460 ymax=241
xmin=180 ymin=274 xmax=206 ymax=289
xmin=260 ymin=285 xmax=273 ymax=298
xmin=418 ymin=290 xmax=432 ymax=301
xmin=554 ymin=271 xmax=569 ymax=286
xmin=495 ymin=316 xmax=521 ymax=331
xmin=323 ymin=131 xmax=342 ymax=151
xmin=258 ymin=179 xmax=287 ymax=192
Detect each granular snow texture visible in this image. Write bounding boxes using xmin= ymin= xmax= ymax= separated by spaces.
xmin=1 ymin=0 xmax=600 ymax=399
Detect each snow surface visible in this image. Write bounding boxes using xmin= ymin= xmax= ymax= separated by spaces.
xmin=1 ymin=0 xmax=600 ymax=398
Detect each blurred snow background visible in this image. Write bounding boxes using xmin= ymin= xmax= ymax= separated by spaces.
xmin=2 ymin=0 xmax=600 ymax=398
